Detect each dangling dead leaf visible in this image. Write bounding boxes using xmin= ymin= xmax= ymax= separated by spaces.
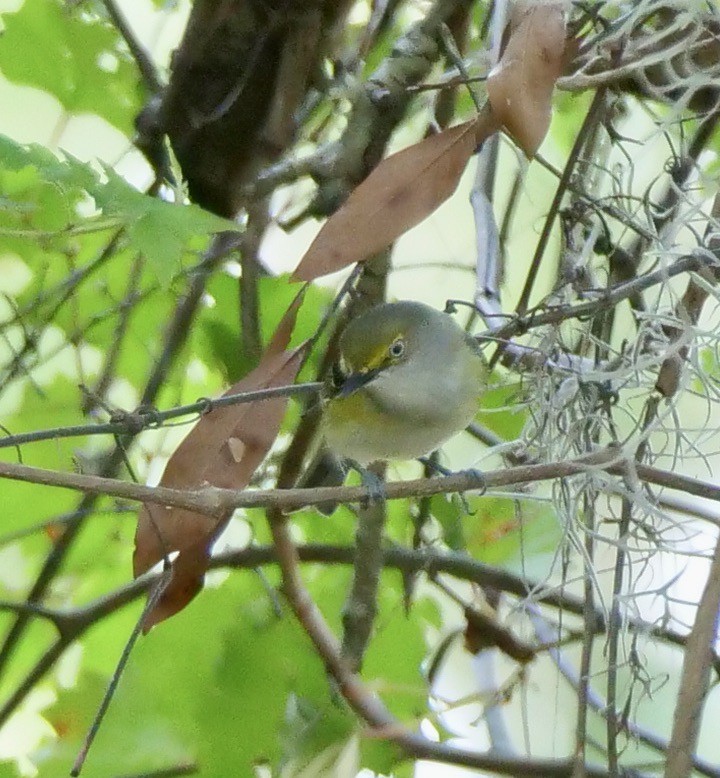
xmin=134 ymin=291 xmax=307 ymax=630
xmin=487 ymin=1 xmax=567 ymax=157
xmin=292 ymin=106 xmax=500 ymax=281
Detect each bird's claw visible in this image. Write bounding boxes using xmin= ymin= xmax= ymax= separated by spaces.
xmin=419 ymin=458 xmax=484 ymax=514
xmin=347 ymin=461 xmax=386 ymax=507
xmin=419 ymin=458 xmax=485 ymax=492
xmin=458 ymin=467 xmax=485 ymax=493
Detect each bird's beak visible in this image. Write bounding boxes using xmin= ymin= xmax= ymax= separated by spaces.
xmin=336 ymin=367 xmax=381 ymax=397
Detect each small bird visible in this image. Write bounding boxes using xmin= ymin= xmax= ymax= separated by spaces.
xmin=302 ymin=300 xmax=487 ymax=507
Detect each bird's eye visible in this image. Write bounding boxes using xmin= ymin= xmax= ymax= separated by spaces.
xmin=388 ymin=339 xmax=405 ymax=358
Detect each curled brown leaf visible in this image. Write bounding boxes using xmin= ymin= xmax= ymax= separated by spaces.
xmin=487 ymin=1 xmax=567 ymax=157
xmin=292 ymin=107 xmax=499 ymax=281
xmin=134 ymin=291 xmax=307 ymax=630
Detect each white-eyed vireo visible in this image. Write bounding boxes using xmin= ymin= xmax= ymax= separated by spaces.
xmin=307 ymin=301 xmax=487 ymax=499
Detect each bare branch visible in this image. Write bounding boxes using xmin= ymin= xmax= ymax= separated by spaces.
xmin=665 ymin=531 xmax=720 ymax=777
xmin=3 ymin=449 xmax=720 ymax=524
xmin=265 ymin=507 xmax=613 ymax=778
xmin=101 ymin=0 xmax=163 ymax=94
xmin=0 ymin=382 xmax=323 ymax=450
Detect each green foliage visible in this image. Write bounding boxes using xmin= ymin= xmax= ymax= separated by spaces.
xmin=96 ymin=167 xmax=236 ymax=282
xmin=0 ymin=134 xmax=235 ymax=282
xmin=0 ymin=377 xmax=87 ymax=533
xmin=33 ymin=569 xmax=438 ymax=776
xmin=464 ymin=495 xmax=561 ymax=568
xmin=0 ymin=0 xmax=141 ymax=135
xmin=194 ymin=273 xmax=333 ymax=382
xmin=0 ymin=761 xmax=20 ymax=778
xmin=431 ymin=492 xmax=561 ymax=574
xmin=0 ymin=2 xmax=591 ymax=776
xmin=550 ymin=90 xmax=595 ymax=154
xmin=197 ymin=576 xmax=351 ymax=774
xmin=478 ymin=380 xmax=526 ymax=439
xmin=698 ymin=346 xmax=720 ymax=386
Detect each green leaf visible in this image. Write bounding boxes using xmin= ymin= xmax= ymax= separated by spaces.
xmin=197 ymin=575 xmax=353 ymax=774
xmin=36 ymin=669 xmax=192 ymax=777
xmin=430 ymin=494 xmax=466 ymax=550
xmin=35 ymin=574 xmax=355 ymax=776
xmin=0 ymin=134 xmax=237 ymax=283
xmin=194 ymin=272 xmax=332 ymax=381
xmin=90 ymin=166 xmax=237 ymax=281
xmin=292 ymin=504 xmax=357 ymax=546
xmin=550 ymin=90 xmax=595 ymax=155
xmin=463 ymin=495 xmax=561 ymax=575
xmin=0 ymin=0 xmax=141 ymax=134
xmin=0 ymin=135 xmax=94 ymax=194
xmin=363 ymin=579 xmax=438 ymax=718
xmin=478 ymin=380 xmax=527 ymax=440
xmin=0 ymin=760 xmax=21 ymax=778
xmin=0 ymin=377 xmax=88 ymax=536
xmin=360 ymin=739 xmax=405 ymax=776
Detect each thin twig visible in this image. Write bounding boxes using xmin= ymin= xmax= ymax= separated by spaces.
xmin=70 ymin=571 xmax=173 ymax=776
xmin=84 ymin=252 xmax=144 ymax=412
xmin=513 ymin=88 xmax=609 ymax=319
xmin=481 ymin=251 xmax=715 ymax=353
xmin=608 ymin=397 xmax=660 ymax=773
xmin=0 ymin=540 xmax=715 ymax=731
xmin=574 ymin=490 xmax=598 ymax=776
xmin=0 ymin=242 xmax=227 ymax=685
xmin=529 ymin=606 xmax=720 ymax=778
xmin=606 ymin=495 xmax=632 ymax=776
xmin=101 ymin=0 xmax=163 ymax=93
xmin=0 ymin=382 xmax=323 ymax=450
xmin=266 ymin=505 xmax=614 ymax=777
xmin=114 ymin=766 xmax=198 ymax=778
xmin=238 ymin=202 xmax=268 ymax=361
xmin=340 ymin=467 xmax=387 ymax=672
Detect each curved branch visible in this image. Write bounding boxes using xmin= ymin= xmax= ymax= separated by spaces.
xmin=266 ymin=507 xmax=611 ymax=778
xmin=101 ymin=0 xmax=163 ymax=94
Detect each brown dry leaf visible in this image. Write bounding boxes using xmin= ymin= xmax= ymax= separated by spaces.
xmin=134 ymin=292 xmax=307 ymax=630
xmin=486 ymin=1 xmax=567 ymax=157
xmin=292 ymin=108 xmax=499 ymax=281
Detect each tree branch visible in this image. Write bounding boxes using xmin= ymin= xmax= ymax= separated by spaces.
xmin=0 ymin=540 xmax=715 ymax=732
xmin=0 ymin=240 xmax=229 ymax=684
xmin=2 ymin=449 xmax=720 ymax=524
xmin=0 ymin=382 xmax=323 ymax=450
xmin=101 ymin=0 xmax=163 ymax=94
xmin=665 ymin=531 xmax=720 ymax=777
xmin=266 ymin=506 xmax=614 ymax=778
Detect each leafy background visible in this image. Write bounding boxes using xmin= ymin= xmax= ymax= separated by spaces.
xmin=1 ymin=1 xmax=720 ymax=778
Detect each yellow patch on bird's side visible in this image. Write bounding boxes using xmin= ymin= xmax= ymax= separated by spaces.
xmin=323 ymin=389 xmax=396 ymax=450
xmin=325 ymin=390 xmax=377 ymax=426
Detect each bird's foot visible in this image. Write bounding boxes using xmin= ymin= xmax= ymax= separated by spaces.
xmin=418 ymin=456 xmax=451 ymax=477
xmin=419 ymin=458 xmax=485 ymax=489
xmin=347 ymin=461 xmax=386 ymax=507
xmin=456 ymin=467 xmax=486 ymax=493
xmin=418 ymin=458 xmax=485 ymax=514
